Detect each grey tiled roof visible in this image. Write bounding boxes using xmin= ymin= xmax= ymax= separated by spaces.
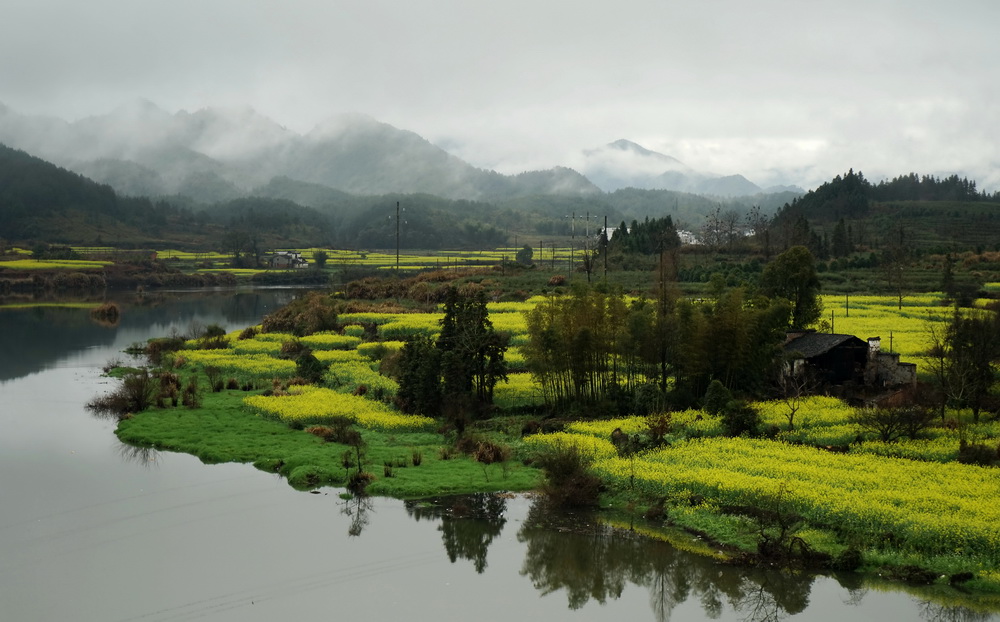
xmin=784 ymin=333 xmax=866 ymax=359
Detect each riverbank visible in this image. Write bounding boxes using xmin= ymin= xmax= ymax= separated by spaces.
xmin=94 ymin=286 xmax=1000 ymax=608
xmin=109 ymin=356 xmax=1000 ymax=604
xmin=115 ymin=388 xmax=542 ymax=497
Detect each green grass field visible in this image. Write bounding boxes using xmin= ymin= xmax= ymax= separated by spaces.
xmin=0 ymin=258 xmax=110 ymax=270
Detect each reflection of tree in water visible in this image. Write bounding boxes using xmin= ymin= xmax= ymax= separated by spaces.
xmin=116 ymin=442 xmax=161 ymax=469
xmin=728 ymin=571 xmax=811 ymax=622
xmin=404 ymin=493 xmax=507 ymax=573
xmin=341 ymin=495 xmax=372 ymax=537
xmin=516 ymin=498 xmax=817 ymax=621
xmin=919 ymin=602 xmax=996 ymax=622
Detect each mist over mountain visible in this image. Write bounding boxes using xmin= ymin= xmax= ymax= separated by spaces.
xmin=0 ymin=101 xmax=600 ymax=203
xmin=578 ymin=139 xmax=803 ymax=197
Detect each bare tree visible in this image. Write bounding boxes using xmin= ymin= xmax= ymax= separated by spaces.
xmin=700 ymin=206 xmax=725 ymax=250
xmin=721 ymin=209 xmax=742 ymax=251
xmin=851 ymin=405 xmax=935 ymax=442
xmin=924 ymin=308 xmax=1000 ymax=422
xmin=579 ymin=240 xmax=600 ymax=282
xmin=774 ymin=358 xmax=817 ymax=430
xmin=746 ymin=205 xmax=772 ymax=258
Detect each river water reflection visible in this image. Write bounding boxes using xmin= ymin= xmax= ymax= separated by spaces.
xmin=0 ymin=289 xmax=995 ymax=621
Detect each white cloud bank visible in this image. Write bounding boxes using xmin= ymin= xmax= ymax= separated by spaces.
xmin=2 ymin=0 xmax=998 ymax=190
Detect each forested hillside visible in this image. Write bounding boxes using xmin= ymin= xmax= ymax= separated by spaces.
xmin=0 ymin=144 xmax=502 ymax=249
xmin=771 ymin=169 xmax=1000 ymax=255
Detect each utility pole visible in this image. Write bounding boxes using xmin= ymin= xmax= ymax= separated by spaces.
xmin=395 ymin=201 xmax=400 ymax=276
xmin=603 ymin=214 xmax=608 ymax=280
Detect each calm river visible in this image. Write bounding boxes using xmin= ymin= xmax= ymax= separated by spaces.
xmin=0 ymin=288 xmax=994 ymax=621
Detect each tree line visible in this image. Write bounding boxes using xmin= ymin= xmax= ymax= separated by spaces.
xmin=519 ymin=245 xmax=822 ymax=414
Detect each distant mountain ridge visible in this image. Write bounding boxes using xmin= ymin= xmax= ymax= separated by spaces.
xmin=0 ymin=100 xmax=600 ymax=203
xmin=579 ymin=138 xmax=803 ymax=197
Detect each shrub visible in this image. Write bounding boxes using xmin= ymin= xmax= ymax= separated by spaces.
xmin=261 ymin=291 xmax=338 ymax=336
xmin=86 ymin=369 xmax=157 ymax=420
xmin=721 ymin=400 xmax=761 ymax=437
xmin=145 ymin=336 xmax=186 ymax=365
xmin=832 ymin=547 xmax=863 ymax=571
xmin=851 ymin=406 xmax=935 ymax=442
xmin=473 ymin=440 xmax=510 ymax=464
xmin=644 ymin=412 xmax=672 ymax=444
xmin=198 ymin=324 xmax=228 ymax=349
xmin=238 ymin=326 xmax=260 ymax=340
xmin=703 ymin=380 xmax=732 ymax=416
xmin=474 ymin=440 xmax=512 ymax=481
xmin=957 ymin=440 xmax=999 ymax=466
xmin=535 ymin=442 xmax=601 ymax=508
xmin=305 ymin=425 xmax=337 ymax=442
xmin=204 ymin=366 xmax=224 ymax=392
xmin=279 ymin=339 xmax=310 ymax=360
xmin=295 ymin=352 xmax=329 ymax=385
xmin=182 ymin=376 xmax=201 ymax=408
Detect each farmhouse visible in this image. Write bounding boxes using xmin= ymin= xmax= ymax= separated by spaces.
xmin=269 ymin=251 xmax=308 ymax=269
xmin=864 ymin=336 xmax=917 ymax=387
xmin=783 ymin=330 xmax=916 ymax=388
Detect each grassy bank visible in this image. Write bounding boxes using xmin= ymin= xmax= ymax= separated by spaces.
xmin=116 ymin=387 xmax=541 ymax=497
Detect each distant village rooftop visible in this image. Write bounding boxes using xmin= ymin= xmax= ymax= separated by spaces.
xmin=269 ymin=250 xmax=309 ymax=269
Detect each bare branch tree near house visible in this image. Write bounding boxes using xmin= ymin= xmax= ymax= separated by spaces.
xmin=851 ymin=405 xmax=936 ymax=442
xmin=775 ymin=356 xmax=817 ymax=430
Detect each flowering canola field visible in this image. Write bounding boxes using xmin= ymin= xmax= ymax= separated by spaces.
xmin=819 ymin=293 xmax=950 ymax=360
xmin=588 ymin=437 xmax=1000 ymax=562
xmin=245 ymin=386 xmax=432 ymax=430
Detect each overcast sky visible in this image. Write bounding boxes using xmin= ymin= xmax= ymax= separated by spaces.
xmin=2 ymin=0 xmax=998 ymax=190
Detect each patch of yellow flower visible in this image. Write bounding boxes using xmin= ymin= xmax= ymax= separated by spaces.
xmin=245 ymin=386 xmax=431 ymax=430
xmin=593 ymin=436 xmax=1000 ymax=560
xmin=523 ymin=431 xmax=618 ymax=461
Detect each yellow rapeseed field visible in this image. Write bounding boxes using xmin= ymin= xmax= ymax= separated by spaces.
xmin=245 ymin=386 xmax=431 ymax=430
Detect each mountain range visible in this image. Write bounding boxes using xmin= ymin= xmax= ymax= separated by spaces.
xmin=0 ymin=99 xmax=800 ymax=204
xmin=577 ymin=139 xmax=802 ymax=196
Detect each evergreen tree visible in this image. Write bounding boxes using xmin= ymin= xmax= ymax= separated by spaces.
xmin=515 ymin=244 xmax=534 ymax=266
xmin=758 ymin=246 xmax=822 ymax=329
xmin=831 ymin=218 xmax=851 ymax=257
xmin=396 ymin=335 xmax=442 ymax=417
xmin=437 ymin=287 xmax=509 ymax=408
